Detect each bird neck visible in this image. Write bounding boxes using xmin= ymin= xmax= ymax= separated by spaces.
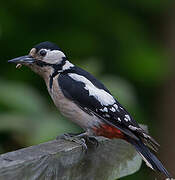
xmin=28 ymin=59 xmax=74 ymax=79
xmin=47 ymin=60 xmax=75 ymax=90
xmin=28 ymin=59 xmax=74 ymax=90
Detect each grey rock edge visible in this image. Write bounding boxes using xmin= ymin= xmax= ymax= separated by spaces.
xmin=0 ymin=137 xmax=142 ymax=180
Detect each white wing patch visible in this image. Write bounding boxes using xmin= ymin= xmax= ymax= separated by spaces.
xmin=138 ymin=152 xmax=154 ymax=170
xmin=110 ymin=107 xmax=116 ymax=112
xmin=128 ymin=125 xmax=140 ymax=131
xmin=100 ymin=107 xmax=108 ymax=112
xmin=125 ymin=115 xmax=131 ymax=120
xmin=113 ymin=104 xmax=118 ymax=110
xmin=124 ymin=114 xmax=131 ymax=122
xmin=69 ymin=73 xmax=116 ymax=106
xmin=118 ymin=117 xmax=121 ymax=122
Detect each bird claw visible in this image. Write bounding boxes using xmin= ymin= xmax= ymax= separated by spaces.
xmin=56 ymin=133 xmax=100 ymax=151
xmin=86 ymin=136 xmax=99 ymax=147
xmin=56 ymin=132 xmax=88 ymax=151
xmin=73 ymin=137 xmax=88 ymax=151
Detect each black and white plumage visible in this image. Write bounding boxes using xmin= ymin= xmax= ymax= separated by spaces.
xmin=58 ymin=66 xmax=149 ymax=141
xmin=8 ymin=41 xmax=172 ymax=179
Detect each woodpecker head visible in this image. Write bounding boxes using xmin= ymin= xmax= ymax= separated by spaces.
xmin=8 ymin=41 xmax=73 ymax=78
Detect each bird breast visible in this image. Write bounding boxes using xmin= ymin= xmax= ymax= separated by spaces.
xmin=44 ymin=74 xmax=101 ymax=130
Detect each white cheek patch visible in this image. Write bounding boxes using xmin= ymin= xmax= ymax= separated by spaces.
xmin=68 ymin=73 xmax=116 ymax=106
xmin=42 ymin=49 xmax=66 ymax=64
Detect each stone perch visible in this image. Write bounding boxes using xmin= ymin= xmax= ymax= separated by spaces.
xmin=0 ymin=137 xmax=142 ymax=180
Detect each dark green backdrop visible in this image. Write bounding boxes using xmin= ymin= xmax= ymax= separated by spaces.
xmin=0 ymin=0 xmax=174 ymax=179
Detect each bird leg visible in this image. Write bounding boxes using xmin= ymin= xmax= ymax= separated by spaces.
xmin=56 ymin=132 xmax=88 ymax=151
xmin=57 ymin=132 xmax=100 ymax=150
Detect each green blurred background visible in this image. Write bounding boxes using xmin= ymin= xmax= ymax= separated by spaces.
xmin=0 ymin=0 xmax=175 ymax=179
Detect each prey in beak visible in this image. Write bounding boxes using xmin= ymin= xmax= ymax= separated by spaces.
xmin=16 ymin=64 xmax=22 ymax=69
xmin=8 ymin=55 xmax=35 ymax=69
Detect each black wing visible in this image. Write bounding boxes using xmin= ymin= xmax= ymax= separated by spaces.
xmin=58 ymin=66 xmax=159 ymax=148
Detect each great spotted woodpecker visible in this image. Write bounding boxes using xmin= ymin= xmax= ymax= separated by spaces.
xmin=8 ymin=41 xmax=172 ymax=179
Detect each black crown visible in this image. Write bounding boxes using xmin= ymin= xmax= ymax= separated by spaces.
xmin=34 ymin=41 xmax=61 ymax=52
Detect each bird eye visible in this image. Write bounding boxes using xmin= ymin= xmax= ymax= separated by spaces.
xmin=39 ymin=50 xmax=47 ymax=56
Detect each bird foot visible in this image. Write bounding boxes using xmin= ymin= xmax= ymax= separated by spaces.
xmin=56 ymin=132 xmax=88 ymax=151
xmin=86 ymin=136 xmax=99 ymax=147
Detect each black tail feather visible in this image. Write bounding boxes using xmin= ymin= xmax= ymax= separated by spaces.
xmin=128 ymin=138 xmax=172 ymax=179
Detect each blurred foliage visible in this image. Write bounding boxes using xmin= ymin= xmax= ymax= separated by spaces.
xmin=0 ymin=0 xmax=173 ymax=179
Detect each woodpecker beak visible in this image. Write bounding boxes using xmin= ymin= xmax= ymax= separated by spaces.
xmin=8 ymin=55 xmax=35 ymax=69
xmin=8 ymin=55 xmax=35 ymax=66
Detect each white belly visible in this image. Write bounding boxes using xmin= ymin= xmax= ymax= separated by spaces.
xmin=45 ymin=74 xmax=101 ymax=130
